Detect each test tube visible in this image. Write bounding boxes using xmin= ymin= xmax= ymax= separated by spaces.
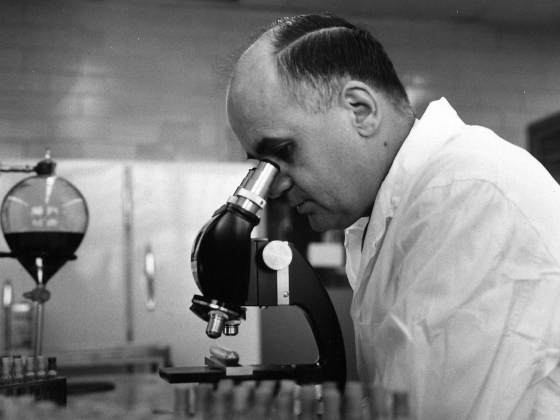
xmin=193 ymin=383 xmax=213 ymax=420
xmin=47 ymin=357 xmax=57 ymax=379
xmin=275 ymin=380 xmax=296 ymax=420
xmin=24 ymin=356 xmax=35 ymax=382
xmin=232 ymin=382 xmax=253 ymax=420
xmin=11 ymin=357 xmax=23 ymax=383
xmin=35 ymin=355 xmax=46 ymax=380
xmin=213 ymin=380 xmax=234 ymax=420
xmin=366 ymin=384 xmax=393 ymax=420
xmin=322 ymin=383 xmax=342 ymax=420
xmin=249 ymin=381 xmax=274 ymax=420
xmin=1 ymin=357 xmax=12 ymax=384
xmin=173 ymin=386 xmax=191 ymax=419
xmin=299 ymin=384 xmax=318 ymax=420
xmin=341 ymin=382 xmax=363 ymax=420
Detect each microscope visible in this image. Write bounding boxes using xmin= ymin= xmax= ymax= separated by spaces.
xmin=159 ymin=161 xmax=346 ymax=387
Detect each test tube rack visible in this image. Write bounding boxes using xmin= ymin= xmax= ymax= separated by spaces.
xmin=0 ymin=376 xmax=67 ymax=406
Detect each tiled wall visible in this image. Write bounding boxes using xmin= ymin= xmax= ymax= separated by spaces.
xmin=1 ymin=0 xmax=559 ymax=162
xmin=382 ymin=20 xmax=560 ymax=149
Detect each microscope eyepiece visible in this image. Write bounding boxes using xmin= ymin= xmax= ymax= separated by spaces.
xmin=226 ymin=160 xmax=279 ymax=218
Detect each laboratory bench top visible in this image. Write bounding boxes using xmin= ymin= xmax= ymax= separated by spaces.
xmin=66 ymin=373 xmax=177 ymax=414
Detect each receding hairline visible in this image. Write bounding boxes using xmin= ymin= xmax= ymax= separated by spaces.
xmin=226 ymin=32 xmax=287 ymax=118
xmin=228 ymin=21 xmax=413 ymax=117
xmin=227 ymin=30 xmax=291 ymax=107
xmin=229 ymin=29 xmax=344 ymax=115
xmin=229 ymin=29 xmax=276 ymax=83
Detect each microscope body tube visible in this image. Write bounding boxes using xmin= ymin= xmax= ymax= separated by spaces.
xmin=192 ymin=208 xmax=257 ymax=305
xmin=190 ymin=161 xmax=279 ymax=327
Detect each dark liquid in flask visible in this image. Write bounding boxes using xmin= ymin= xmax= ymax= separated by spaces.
xmin=4 ymin=232 xmax=84 ymax=284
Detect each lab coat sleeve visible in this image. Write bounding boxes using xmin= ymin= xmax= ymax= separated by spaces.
xmin=379 ymin=177 xmax=560 ymax=420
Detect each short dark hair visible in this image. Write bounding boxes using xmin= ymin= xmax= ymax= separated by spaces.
xmin=261 ymin=13 xmax=413 ymax=116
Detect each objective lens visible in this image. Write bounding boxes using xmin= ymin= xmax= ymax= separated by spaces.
xmin=206 ymin=310 xmax=228 ymax=338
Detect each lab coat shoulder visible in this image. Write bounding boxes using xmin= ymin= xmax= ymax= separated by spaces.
xmin=389 ymin=125 xmax=560 ymax=331
xmin=364 ymin=129 xmax=560 ymax=419
xmin=415 ymin=123 xmax=560 ymax=266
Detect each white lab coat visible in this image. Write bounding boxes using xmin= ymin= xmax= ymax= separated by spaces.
xmin=345 ymin=98 xmax=560 ymax=419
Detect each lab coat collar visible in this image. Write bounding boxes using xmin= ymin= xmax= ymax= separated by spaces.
xmin=345 ymin=98 xmax=465 ymax=291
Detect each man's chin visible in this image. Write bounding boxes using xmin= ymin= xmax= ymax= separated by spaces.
xmin=307 ymin=212 xmax=357 ymax=232
xmin=307 ymin=214 xmax=335 ymax=233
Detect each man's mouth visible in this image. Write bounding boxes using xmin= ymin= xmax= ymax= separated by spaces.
xmin=296 ymin=200 xmax=308 ymax=213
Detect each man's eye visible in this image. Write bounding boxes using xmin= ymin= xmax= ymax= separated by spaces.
xmin=274 ymin=144 xmax=294 ymax=163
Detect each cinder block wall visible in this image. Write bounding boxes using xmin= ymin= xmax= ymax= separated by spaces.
xmin=1 ymin=0 xmax=559 ymax=162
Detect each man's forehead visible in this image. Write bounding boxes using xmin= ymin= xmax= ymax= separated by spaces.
xmin=227 ymin=31 xmax=295 ymax=153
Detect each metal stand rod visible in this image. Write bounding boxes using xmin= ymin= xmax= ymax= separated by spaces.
xmin=30 ymin=259 xmax=47 ymax=359
xmin=3 ymin=307 xmax=12 ymax=353
xmin=32 ymin=299 xmax=45 ymax=358
xmin=2 ymin=280 xmax=13 ymax=353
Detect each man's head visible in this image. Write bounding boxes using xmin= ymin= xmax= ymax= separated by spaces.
xmin=227 ymin=13 xmax=415 ymax=232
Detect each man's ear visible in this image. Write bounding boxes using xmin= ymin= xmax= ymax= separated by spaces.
xmin=339 ymin=81 xmax=380 ymax=137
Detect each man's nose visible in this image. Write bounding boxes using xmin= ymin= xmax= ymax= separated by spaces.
xmin=269 ymin=172 xmax=293 ymax=199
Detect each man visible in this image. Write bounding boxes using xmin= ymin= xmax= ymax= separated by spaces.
xmin=226 ymin=13 xmax=560 ymax=419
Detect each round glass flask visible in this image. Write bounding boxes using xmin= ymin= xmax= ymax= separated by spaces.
xmin=0 ymin=158 xmax=88 ymax=285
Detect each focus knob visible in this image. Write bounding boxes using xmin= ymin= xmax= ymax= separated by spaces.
xmin=262 ymin=241 xmax=293 ymax=271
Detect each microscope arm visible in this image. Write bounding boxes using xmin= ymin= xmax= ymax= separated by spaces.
xmin=248 ymin=240 xmax=347 ymax=386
